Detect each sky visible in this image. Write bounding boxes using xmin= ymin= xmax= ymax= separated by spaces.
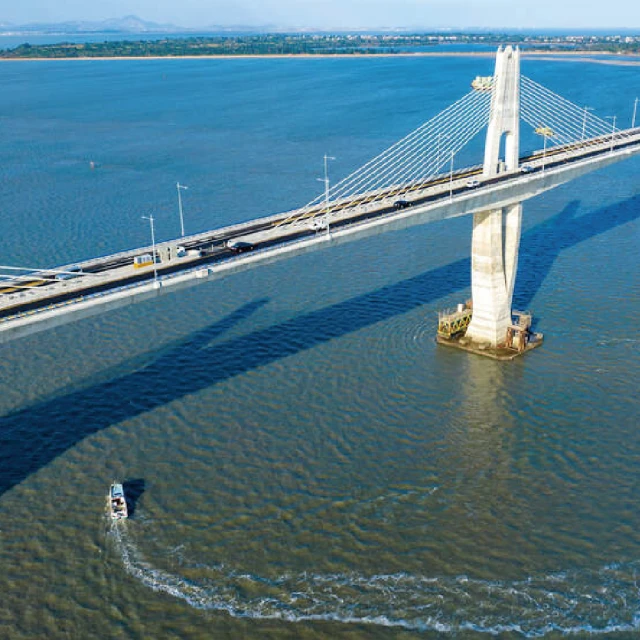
xmin=2 ymin=0 xmax=639 ymax=30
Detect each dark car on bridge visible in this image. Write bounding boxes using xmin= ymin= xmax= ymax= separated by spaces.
xmin=225 ymin=239 xmax=255 ymax=254
xmin=393 ymin=199 xmax=411 ymax=209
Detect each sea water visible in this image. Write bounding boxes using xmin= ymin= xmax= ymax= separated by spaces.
xmin=0 ymin=54 xmax=638 ymax=639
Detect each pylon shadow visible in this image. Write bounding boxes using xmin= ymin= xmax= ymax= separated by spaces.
xmin=0 ymin=194 xmax=638 ymax=497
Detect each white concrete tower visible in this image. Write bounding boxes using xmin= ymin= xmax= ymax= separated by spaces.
xmin=465 ymin=46 xmax=522 ymax=346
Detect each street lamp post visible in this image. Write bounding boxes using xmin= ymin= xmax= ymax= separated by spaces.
xmin=534 ymin=126 xmax=554 ymax=174
xmin=317 ymin=154 xmax=335 ymax=233
xmin=581 ymin=106 xmax=593 ymax=141
xmin=141 ymin=214 xmax=158 ymax=284
xmin=606 ymin=115 xmax=617 ymax=153
xmin=437 ymin=132 xmax=452 ymax=175
xmin=449 ymin=150 xmax=455 ymax=201
xmin=176 ymin=182 xmax=189 ymax=237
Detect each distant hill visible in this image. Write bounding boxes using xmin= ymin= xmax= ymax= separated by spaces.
xmin=0 ymin=15 xmax=185 ymax=35
xmin=0 ymin=15 xmax=316 ymax=36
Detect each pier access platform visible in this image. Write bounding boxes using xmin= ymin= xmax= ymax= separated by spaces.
xmin=436 ymin=303 xmax=543 ymax=361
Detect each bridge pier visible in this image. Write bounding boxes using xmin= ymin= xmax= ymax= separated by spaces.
xmin=466 ymin=207 xmax=515 ymax=345
xmin=465 ymin=45 xmax=525 ymax=349
xmin=464 ymin=199 xmax=523 ymax=346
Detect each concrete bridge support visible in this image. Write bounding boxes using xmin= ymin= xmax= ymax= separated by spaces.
xmin=465 ymin=45 xmax=523 ymax=347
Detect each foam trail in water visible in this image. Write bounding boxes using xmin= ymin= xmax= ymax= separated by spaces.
xmin=110 ymin=524 xmax=640 ymax=637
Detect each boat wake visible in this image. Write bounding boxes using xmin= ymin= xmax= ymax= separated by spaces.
xmin=110 ymin=524 xmax=640 ymax=636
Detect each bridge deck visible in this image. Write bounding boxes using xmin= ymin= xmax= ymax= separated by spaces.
xmin=1 ymin=128 xmax=639 ymax=342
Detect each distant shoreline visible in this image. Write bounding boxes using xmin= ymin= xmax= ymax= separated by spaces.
xmin=1 ymin=50 xmax=639 ymax=65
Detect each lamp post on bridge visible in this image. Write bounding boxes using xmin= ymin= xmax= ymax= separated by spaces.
xmin=176 ymin=182 xmax=189 ymax=237
xmin=437 ymin=132 xmax=452 ymax=177
xmin=317 ymin=154 xmax=335 ymax=233
xmin=535 ymin=126 xmax=554 ymax=174
xmin=632 ymin=97 xmax=638 ymax=129
xmin=449 ymin=150 xmax=455 ymax=201
xmin=581 ymin=106 xmax=593 ymax=141
xmin=141 ymin=214 xmax=158 ymax=285
xmin=606 ymin=115 xmax=617 ymax=153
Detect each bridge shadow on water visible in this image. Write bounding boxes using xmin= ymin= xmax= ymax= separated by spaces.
xmin=0 ymin=195 xmax=638 ymax=496
xmin=514 ymin=195 xmax=640 ymax=311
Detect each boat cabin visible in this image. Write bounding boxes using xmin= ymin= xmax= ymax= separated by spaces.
xmin=109 ymin=483 xmax=128 ymax=519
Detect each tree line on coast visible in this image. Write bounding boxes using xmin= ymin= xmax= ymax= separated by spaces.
xmin=1 ymin=33 xmax=638 ymax=59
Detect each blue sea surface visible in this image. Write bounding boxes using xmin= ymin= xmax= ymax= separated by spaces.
xmin=0 ymin=54 xmax=638 ymax=639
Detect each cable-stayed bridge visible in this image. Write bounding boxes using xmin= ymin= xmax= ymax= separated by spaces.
xmin=1 ymin=46 xmax=639 ymax=348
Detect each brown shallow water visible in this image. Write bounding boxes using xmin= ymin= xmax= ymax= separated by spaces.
xmin=0 ymin=55 xmax=639 ymax=639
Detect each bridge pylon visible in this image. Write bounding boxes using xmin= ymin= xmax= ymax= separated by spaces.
xmin=465 ymin=45 xmax=523 ymax=347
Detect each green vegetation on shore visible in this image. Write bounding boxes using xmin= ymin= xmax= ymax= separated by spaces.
xmin=1 ymin=33 xmax=639 ymax=59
